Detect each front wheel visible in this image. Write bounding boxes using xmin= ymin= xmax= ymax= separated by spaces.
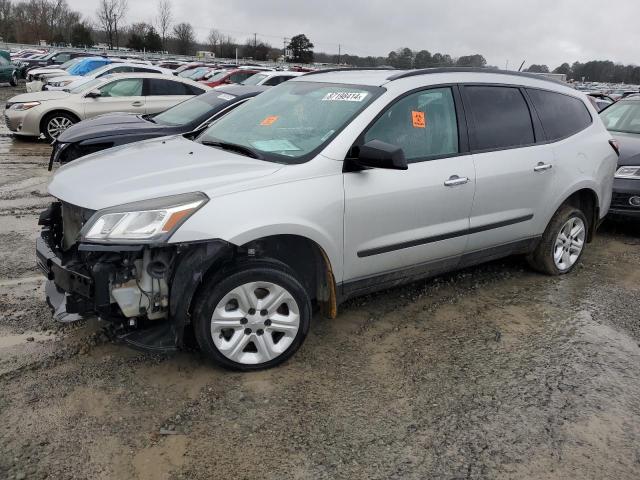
xmin=192 ymin=259 xmax=312 ymax=370
xmin=41 ymin=112 xmax=77 ymax=142
xmin=9 ymin=72 xmax=18 ymax=87
xmin=527 ymin=205 xmax=588 ymax=275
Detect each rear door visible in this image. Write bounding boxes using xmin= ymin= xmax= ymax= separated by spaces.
xmin=144 ymin=78 xmax=200 ymax=114
xmin=461 ymin=85 xmax=555 ymax=255
xmin=343 ymin=86 xmax=476 ymax=287
xmin=83 ymin=78 xmax=145 ymax=118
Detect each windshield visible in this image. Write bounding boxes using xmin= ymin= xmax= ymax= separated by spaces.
xmin=69 ymin=78 xmax=103 ymax=94
xmin=242 ymin=73 xmax=268 ymax=85
xmin=155 ymin=93 xmax=235 ymax=126
xmin=206 ymin=71 xmax=229 ymax=82
xmin=600 ymin=101 xmax=640 ymax=134
xmin=197 ymin=81 xmax=383 ymax=164
xmin=60 ymin=58 xmax=82 ymax=69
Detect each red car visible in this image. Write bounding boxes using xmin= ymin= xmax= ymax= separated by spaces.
xmin=199 ymin=69 xmax=262 ymax=88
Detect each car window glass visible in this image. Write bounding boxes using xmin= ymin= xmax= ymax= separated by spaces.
xmin=107 ymin=66 xmax=133 ymax=74
xmin=0 ymin=56 xmax=8 ymax=66
xmin=465 ymin=86 xmax=534 ymax=150
xmin=263 ymin=76 xmax=284 ymax=86
xmin=99 ymin=78 xmax=143 ymax=97
xmin=148 ymin=79 xmax=190 ymax=96
xmin=135 ymin=67 xmax=160 ymax=73
xmin=600 ymin=102 xmax=640 ymax=134
xmin=56 ymin=53 xmax=71 ymax=62
xmin=229 ymin=72 xmax=253 ymax=83
xmin=364 ymin=87 xmax=459 ymax=162
xmin=527 ymin=89 xmax=592 ymax=141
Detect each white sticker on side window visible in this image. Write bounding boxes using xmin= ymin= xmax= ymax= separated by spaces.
xmin=321 ymin=92 xmax=368 ymax=102
xmin=217 ymin=93 xmax=235 ymax=101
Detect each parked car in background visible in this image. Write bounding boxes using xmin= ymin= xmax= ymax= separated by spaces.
xmin=17 ymin=50 xmax=93 ymax=77
xmin=5 ymin=73 xmax=209 ymax=141
xmin=37 ymin=69 xmax=616 ymax=370
xmin=156 ymin=61 xmax=187 ymax=70
xmin=199 ymin=69 xmax=261 ymax=88
xmin=26 ymin=56 xmax=114 ymax=92
xmin=241 ymin=70 xmax=305 ymax=86
xmin=0 ymin=50 xmax=18 ymax=86
xmin=50 ymin=85 xmax=267 ymax=166
xmin=44 ymin=62 xmax=174 ymax=91
xmin=24 ymin=57 xmax=87 ymax=83
xmin=599 ymin=97 xmax=640 ymax=218
xmin=179 ymin=66 xmax=216 ymax=81
xmin=587 ymin=92 xmax=615 ymax=112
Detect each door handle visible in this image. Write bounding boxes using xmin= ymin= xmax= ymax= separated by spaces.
xmin=534 ymin=162 xmax=553 ymax=172
xmin=444 ymin=175 xmax=470 ymax=187
xmin=131 ymin=101 xmax=143 ymax=107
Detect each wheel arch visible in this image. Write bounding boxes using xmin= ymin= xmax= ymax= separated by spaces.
xmin=551 ymin=187 xmax=600 ymax=242
xmin=39 ymin=108 xmax=82 ymax=134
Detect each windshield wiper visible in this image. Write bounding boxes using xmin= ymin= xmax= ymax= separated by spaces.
xmin=200 ymin=140 xmax=264 ymax=159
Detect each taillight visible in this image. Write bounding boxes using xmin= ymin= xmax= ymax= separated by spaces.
xmin=609 ymin=139 xmax=620 ymax=156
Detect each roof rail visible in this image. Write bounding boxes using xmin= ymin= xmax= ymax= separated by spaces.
xmin=386 ymin=67 xmax=567 ymax=85
xmin=302 ymin=67 xmax=396 ymax=76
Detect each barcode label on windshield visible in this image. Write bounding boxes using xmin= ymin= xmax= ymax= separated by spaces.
xmin=322 ymin=92 xmax=368 ymax=102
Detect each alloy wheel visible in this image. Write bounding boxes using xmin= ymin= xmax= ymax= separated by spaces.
xmin=210 ymin=281 xmax=300 ymax=365
xmin=553 ymin=216 xmax=585 ymax=271
xmin=46 ymin=116 xmax=73 ymax=139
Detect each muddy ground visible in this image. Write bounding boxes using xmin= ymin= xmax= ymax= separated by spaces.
xmin=0 ymin=83 xmax=639 ymax=480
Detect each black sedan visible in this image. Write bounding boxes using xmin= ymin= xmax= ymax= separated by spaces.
xmin=50 ymin=85 xmax=268 ymax=168
xmin=600 ymin=97 xmax=640 ymax=218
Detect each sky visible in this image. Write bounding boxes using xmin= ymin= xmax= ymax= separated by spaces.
xmin=66 ymin=0 xmax=640 ymax=69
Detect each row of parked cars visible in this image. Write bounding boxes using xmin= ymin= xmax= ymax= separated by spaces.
xmin=17 ymin=65 xmax=637 ymax=370
xmin=4 ymin=51 xmax=309 ymax=141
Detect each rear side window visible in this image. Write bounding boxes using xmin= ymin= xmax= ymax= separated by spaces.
xmin=464 ymin=86 xmax=534 ymax=150
xmin=526 ymin=89 xmax=592 ymax=141
xmin=134 ymin=67 xmax=162 ymax=74
xmin=229 ymin=71 xmax=255 ymax=83
xmin=148 ymin=79 xmax=191 ymax=95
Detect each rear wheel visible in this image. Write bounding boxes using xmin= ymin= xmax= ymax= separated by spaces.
xmin=527 ymin=205 xmax=588 ymax=275
xmin=41 ymin=112 xmax=77 ymax=142
xmin=192 ymin=259 xmax=311 ymax=370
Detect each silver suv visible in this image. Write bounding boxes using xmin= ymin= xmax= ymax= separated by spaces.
xmin=37 ymin=68 xmax=617 ymax=370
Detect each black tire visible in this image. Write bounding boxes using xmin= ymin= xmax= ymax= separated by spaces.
xmin=192 ymin=259 xmax=312 ymax=371
xmin=527 ymin=205 xmax=588 ymax=275
xmin=40 ymin=112 xmax=78 ymax=142
xmin=9 ymin=72 xmax=18 ymax=87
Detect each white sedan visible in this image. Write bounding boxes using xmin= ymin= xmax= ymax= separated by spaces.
xmin=5 ymin=73 xmax=210 ymax=141
xmin=44 ymin=62 xmax=173 ymax=91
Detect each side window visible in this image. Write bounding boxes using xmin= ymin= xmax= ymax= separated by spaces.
xmin=184 ymin=84 xmax=205 ymax=95
xmin=105 ymin=66 xmax=133 ymax=75
xmin=229 ymin=72 xmax=254 ymax=83
xmin=148 ymin=79 xmax=192 ymax=95
xmin=526 ymin=89 xmax=592 ymax=141
xmin=464 ymin=86 xmax=534 ymax=150
xmin=364 ymin=87 xmax=459 ymax=162
xmin=135 ymin=67 xmax=161 ymax=74
xmin=99 ymin=78 xmax=143 ymax=97
xmin=55 ymin=53 xmax=71 ymax=63
xmin=263 ymin=76 xmax=281 ymax=86
xmin=0 ymin=56 xmax=8 ymax=66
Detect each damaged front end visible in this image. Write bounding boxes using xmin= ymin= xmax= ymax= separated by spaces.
xmin=36 ymin=196 xmax=231 ymax=352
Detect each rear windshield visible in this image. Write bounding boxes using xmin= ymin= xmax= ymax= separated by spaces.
xmin=197 ymin=81 xmax=383 ymax=164
xmin=600 ymin=101 xmax=640 ymax=134
xmin=154 ymin=93 xmax=237 ymax=126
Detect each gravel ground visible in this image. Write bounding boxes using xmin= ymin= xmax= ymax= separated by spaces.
xmin=1 ymin=84 xmax=639 ymax=480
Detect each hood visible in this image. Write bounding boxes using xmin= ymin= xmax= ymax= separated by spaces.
xmin=8 ymin=90 xmax=70 ymax=103
xmin=29 ymin=68 xmax=65 ymax=77
xmin=47 ymin=75 xmax=81 ymax=83
xmin=48 ymin=135 xmax=283 ymax=210
xmin=611 ymin=132 xmax=640 ymax=166
xmin=57 ymin=113 xmax=172 ymax=142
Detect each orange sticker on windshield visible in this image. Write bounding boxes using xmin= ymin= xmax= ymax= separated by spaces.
xmin=412 ymin=111 xmax=426 ymax=128
xmin=260 ymin=115 xmax=279 ymax=126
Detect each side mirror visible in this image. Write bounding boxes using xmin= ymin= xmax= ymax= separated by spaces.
xmin=350 ymin=140 xmax=408 ymax=171
xmin=85 ymin=89 xmax=101 ymax=98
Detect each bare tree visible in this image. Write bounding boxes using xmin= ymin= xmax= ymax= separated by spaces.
xmin=96 ymin=0 xmax=127 ymax=49
xmin=172 ymin=22 xmax=195 ymax=55
xmin=206 ymin=28 xmax=220 ymax=55
xmin=155 ymin=0 xmax=171 ymax=51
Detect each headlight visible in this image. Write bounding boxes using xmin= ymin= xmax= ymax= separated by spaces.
xmin=81 ymin=192 xmax=208 ymax=243
xmin=51 ymin=80 xmax=72 ymax=87
xmin=10 ymin=101 xmax=41 ymax=111
xmin=615 ymin=166 xmax=640 ymax=179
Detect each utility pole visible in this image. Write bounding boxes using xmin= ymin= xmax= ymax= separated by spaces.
xmin=253 ymin=32 xmax=257 ymax=60
xmin=283 ymin=37 xmax=288 ymax=62
xmin=338 ymin=44 xmax=341 ymax=64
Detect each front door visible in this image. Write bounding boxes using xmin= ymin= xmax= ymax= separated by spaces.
xmin=84 ymin=78 xmax=145 ymax=119
xmin=343 ymin=86 xmax=476 ymax=289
